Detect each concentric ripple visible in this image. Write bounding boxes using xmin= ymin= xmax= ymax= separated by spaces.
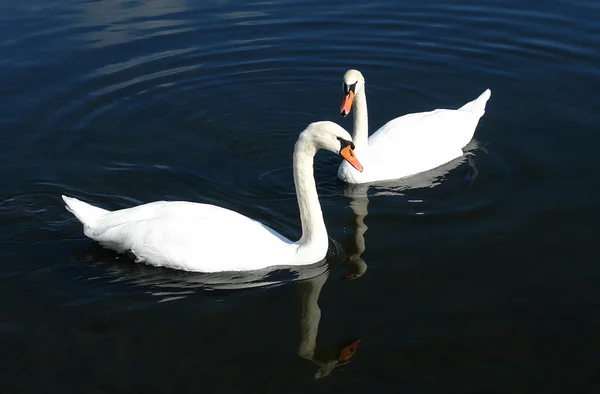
xmin=1 ymin=0 xmax=599 ymax=294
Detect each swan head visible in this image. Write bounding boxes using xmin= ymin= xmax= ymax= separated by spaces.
xmin=340 ymin=69 xmax=365 ymax=117
xmin=299 ymin=121 xmax=363 ymax=172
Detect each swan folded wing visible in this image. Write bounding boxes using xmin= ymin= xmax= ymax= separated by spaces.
xmin=372 ymin=108 xmax=473 ymax=141
xmin=90 ymin=201 xmax=240 ymax=236
xmin=371 ymin=110 xmax=477 ymax=152
xmin=366 ymin=109 xmax=479 ymax=178
xmin=89 ymin=209 xmax=296 ymax=272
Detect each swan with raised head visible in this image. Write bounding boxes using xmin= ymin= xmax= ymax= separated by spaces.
xmin=337 ymin=69 xmax=491 ymax=184
xmin=62 ymin=121 xmax=363 ymax=273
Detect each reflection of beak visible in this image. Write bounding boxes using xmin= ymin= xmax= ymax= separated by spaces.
xmin=343 ymin=255 xmax=367 ymax=279
xmin=340 ymin=91 xmax=355 ymax=117
xmin=340 ymin=145 xmax=363 ymax=172
xmin=338 ymin=339 xmax=361 ymax=362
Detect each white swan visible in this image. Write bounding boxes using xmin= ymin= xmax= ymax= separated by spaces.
xmin=62 ymin=121 xmax=363 ymax=273
xmin=337 ymin=69 xmax=491 ymax=184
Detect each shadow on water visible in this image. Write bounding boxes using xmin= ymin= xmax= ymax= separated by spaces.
xmin=68 ymin=237 xmax=343 ymax=296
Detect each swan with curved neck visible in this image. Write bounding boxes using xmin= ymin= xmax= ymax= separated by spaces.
xmin=62 ymin=121 xmax=363 ymax=273
xmin=337 ymin=69 xmax=491 ymax=184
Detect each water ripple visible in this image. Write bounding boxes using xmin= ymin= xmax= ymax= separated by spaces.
xmin=1 ymin=0 xmax=598 ymax=304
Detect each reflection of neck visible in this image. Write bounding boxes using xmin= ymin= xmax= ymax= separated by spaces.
xmin=352 ymin=86 xmax=369 ymax=155
xmin=349 ymin=196 xmax=368 ymax=257
xmin=297 ymin=271 xmax=328 ymax=360
xmin=297 ymin=271 xmax=344 ymax=379
xmin=298 ymin=254 xmax=368 ymax=379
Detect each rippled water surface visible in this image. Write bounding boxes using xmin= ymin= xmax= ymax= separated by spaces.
xmin=1 ymin=0 xmax=599 ymax=392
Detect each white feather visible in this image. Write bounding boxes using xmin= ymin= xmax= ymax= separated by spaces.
xmin=338 ymin=69 xmax=491 ymax=184
xmin=62 ymin=121 xmax=362 ymax=273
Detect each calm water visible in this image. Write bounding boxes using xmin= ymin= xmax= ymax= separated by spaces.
xmin=1 ymin=0 xmax=599 ymax=392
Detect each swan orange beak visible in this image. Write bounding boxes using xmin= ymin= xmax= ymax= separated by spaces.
xmin=340 ymin=91 xmax=354 ymax=117
xmin=340 ymin=145 xmax=363 ymax=172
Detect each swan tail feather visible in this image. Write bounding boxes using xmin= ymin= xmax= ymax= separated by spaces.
xmin=459 ymin=89 xmax=491 ymax=118
xmin=62 ymin=195 xmax=108 ymax=228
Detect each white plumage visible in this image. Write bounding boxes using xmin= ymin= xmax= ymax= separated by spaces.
xmin=337 ymin=69 xmax=491 ymax=184
xmin=63 ymin=121 xmax=363 ymax=273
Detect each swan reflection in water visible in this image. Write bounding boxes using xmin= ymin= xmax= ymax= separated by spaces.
xmin=295 ymin=255 xmax=364 ymax=379
xmin=71 ymin=237 xmax=363 ymax=379
xmin=339 ymin=139 xmax=482 ymax=272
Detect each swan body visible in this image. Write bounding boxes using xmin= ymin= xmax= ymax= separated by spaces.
xmin=62 ymin=121 xmax=363 ymax=273
xmin=337 ymin=69 xmax=491 ymax=184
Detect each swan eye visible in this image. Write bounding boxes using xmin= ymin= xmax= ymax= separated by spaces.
xmin=337 ymin=137 xmax=355 ymax=151
xmin=343 ymin=82 xmax=357 ymax=95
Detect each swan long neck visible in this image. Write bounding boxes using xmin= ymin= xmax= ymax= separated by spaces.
xmin=293 ymin=137 xmax=328 ymax=252
xmin=352 ymin=85 xmax=369 ymax=153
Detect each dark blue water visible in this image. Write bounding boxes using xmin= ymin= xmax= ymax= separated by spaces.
xmin=1 ymin=0 xmax=599 ymax=392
